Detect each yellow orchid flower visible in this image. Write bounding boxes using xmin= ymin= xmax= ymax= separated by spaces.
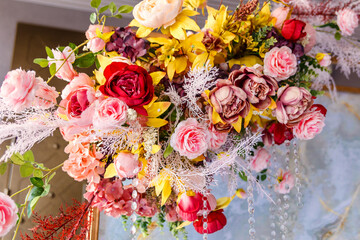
xmin=143 ymin=97 xmax=171 ymax=128
xmin=149 ymin=169 xmax=173 ymax=205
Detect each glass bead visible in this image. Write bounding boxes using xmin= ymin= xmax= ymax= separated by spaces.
xmin=296 ymin=178 xmax=301 ymax=184
xmin=203 ymin=211 xmax=208 ymax=218
xmin=281 ymin=234 xmax=286 ymax=240
xmin=277 ymin=198 xmax=282 ymax=205
xmin=132 ymin=190 xmax=138 ymax=199
xmin=131 ymin=202 xmax=137 ymax=210
xmin=203 ymin=233 xmax=208 ymax=240
xmin=283 ymin=195 xmax=290 ymax=201
xmin=279 ymin=216 xmax=284 ymax=222
xmin=247 ymin=185 xmax=253 ymax=192
xmin=295 ymin=168 xmax=300 ymax=174
xmin=283 ymin=212 xmax=288 ymax=219
xmin=297 ymin=202 xmax=304 ymax=208
xmin=203 ymin=201 xmax=208 ymax=208
xmin=249 ymin=228 xmax=256 ymax=236
xmin=130 ymin=213 xmax=137 ymax=222
xmin=130 ymin=225 xmax=137 ymax=235
xmin=247 ymin=197 xmax=254 ymax=205
xmin=270 ymin=223 xmax=276 ymax=228
xmin=203 ymin=222 xmax=208 ymax=229
xmin=248 ymin=206 xmax=255 ymax=214
xmin=271 ymin=230 xmax=276 ymax=236
xmin=283 ymin=203 xmax=290 ymax=210
xmin=248 ymin=217 xmax=255 ymax=225
xmin=280 ymin=225 xmax=287 ymax=232
xmin=132 ymin=178 xmax=139 ymax=187
xmin=296 ymin=192 xmax=303 ymax=198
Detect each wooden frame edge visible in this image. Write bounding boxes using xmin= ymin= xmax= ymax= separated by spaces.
xmin=88 ymin=207 xmax=100 ymax=240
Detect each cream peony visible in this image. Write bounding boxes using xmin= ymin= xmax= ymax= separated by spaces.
xmin=133 ymin=0 xmax=183 ymax=29
xmin=337 ymin=9 xmax=359 ymax=36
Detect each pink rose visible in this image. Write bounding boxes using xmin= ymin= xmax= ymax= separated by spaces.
xmin=208 ymin=124 xmax=228 ymax=151
xmin=34 ymin=80 xmax=59 ymax=109
xmin=0 ymin=69 xmax=41 ymax=112
xmin=133 ymin=0 xmax=183 ymax=29
xmin=165 ymin=205 xmax=182 ymax=222
xmin=59 ymin=74 xmax=96 ymax=127
xmin=114 ymin=152 xmax=141 ymax=179
xmin=264 ymin=46 xmax=297 ymax=81
xmin=0 ymin=192 xmax=18 ymax=237
xmin=337 ymin=9 xmax=359 ymax=36
xmin=293 ymin=104 xmax=326 ymax=140
xmin=250 ymin=148 xmax=271 ymax=172
xmin=271 ymin=6 xmax=291 ymax=30
xmin=302 ymin=23 xmax=317 ymax=53
xmin=93 ymin=98 xmax=128 ymax=130
xmin=316 ymin=53 xmax=331 ymax=67
xmin=275 ymin=85 xmax=313 ymax=127
xmin=47 ymin=46 xmax=78 ymax=81
xmin=85 ymin=25 xmax=114 ymax=53
xmin=63 ymin=142 xmax=103 ymax=182
xmin=170 ymin=118 xmax=209 ymax=159
xmin=274 ymin=170 xmax=295 ymax=194
xmin=136 ymin=197 xmax=158 ymax=217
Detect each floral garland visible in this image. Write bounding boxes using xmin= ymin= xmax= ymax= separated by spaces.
xmin=0 ymin=0 xmax=359 ymax=239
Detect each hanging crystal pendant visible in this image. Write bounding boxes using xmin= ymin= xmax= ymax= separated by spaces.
xmin=269 ymin=140 xmax=277 ymax=240
xmin=202 ymin=194 xmax=209 ymax=240
xmin=293 ymin=141 xmax=303 ymax=208
xmin=130 ymin=178 xmax=139 ymax=240
xmin=247 ymin=169 xmax=256 ymax=239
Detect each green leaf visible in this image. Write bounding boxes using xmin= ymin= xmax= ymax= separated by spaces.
xmin=99 ymin=5 xmax=109 ymax=13
xmin=163 ymin=144 xmax=173 ymax=158
xmin=118 ymin=5 xmax=133 ymax=13
xmin=10 ymin=153 xmax=25 ymax=165
xmin=113 ymin=14 xmax=123 ymax=19
xmin=33 ymin=58 xmax=49 ymax=68
xmin=90 ymin=0 xmax=101 ymax=8
xmin=33 ymin=169 xmax=43 ymax=178
xmin=45 ymin=46 xmax=54 ymax=58
xmin=260 ymin=168 xmax=267 ymax=174
xmin=40 ymin=184 xmax=50 ymax=197
xmin=317 ymin=22 xmax=340 ymax=31
xmin=335 ymin=32 xmax=342 ymax=40
xmin=74 ymin=53 xmax=95 ymax=67
xmin=68 ymin=43 xmax=79 ymax=55
xmin=29 ymin=186 xmax=44 ymax=203
xmin=30 ymin=177 xmax=44 ymax=188
xmin=0 ymin=162 xmax=7 ymax=175
xmin=46 ymin=172 xmax=56 ymax=184
xmin=238 ymin=171 xmax=248 ymax=182
xmin=109 ymin=2 xmax=117 ymax=14
xmin=23 ymin=150 xmax=34 ymax=163
xmin=49 ymin=63 xmax=56 ymax=76
xmin=20 ymin=163 xmax=34 ymax=177
xmin=90 ymin=12 xmax=97 ymax=24
xmin=261 ymin=174 xmax=267 ymax=181
xmin=27 ymin=196 xmax=40 ymax=218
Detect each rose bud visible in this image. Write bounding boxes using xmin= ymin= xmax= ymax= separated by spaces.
xmin=282 ymin=19 xmax=307 ymax=42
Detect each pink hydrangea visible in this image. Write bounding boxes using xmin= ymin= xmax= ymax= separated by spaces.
xmin=93 ymin=98 xmax=128 ymax=130
xmin=250 ymin=148 xmax=271 ymax=172
xmin=62 ymin=141 xmax=103 ymax=182
xmin=0 ymin=69 xmax=41 ymax=112
xmin=136 ymin=197 xmax=158 ymax=217
xmin=293 ymin=105 xmax=326 ymax=140
xmin=170 ymin=118 xmax=209 ymax=159
xmin=264 ymin=46 xmax=297 ymax=81
xmin=47 ymin=46 xmax=78 ymax=81
xmin=0 ymin=192 xmax=18 ymax=237
xmin=337 ymin=9 xmax=359 ymax=36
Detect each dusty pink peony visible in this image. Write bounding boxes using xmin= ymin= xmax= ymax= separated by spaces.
xmin=85 ymin=25 xmax=114 ymax=53
xmin=208 ymin=124 xmax=228 ymax=151
xmin=93 ymin=98 xmax=128 ymax=130
xmin=0 ymin=69 xmax=41 ymax=112
xmin=133 ymin=0 xmax=183 ymax=29
xmin=34 ymin=80 xmax=59 ymax=109
xmin=271 ymin=6 xmax=291 ymax=29
xmin=275 ymin=85 xmax=313 ymax=127
xmin=264 ymin=46 xmax=297 ymax=81
xmin=274 ymin=170 xmax=295 ymax=194
xmin=0 ymin=192 xmax=18 ymax=237
xmin=293 ymin=106 xmax=326 ymax=140
xmin=114 ymin=152 xmax=141 ymax=179
xmin=165 ymin=205 xmax=182 ymax=222
xmin=47 ymin=46 xmax=78 ymax=81
xmin=62 ymin=141 xmax=103 ymax=182
xmin=250 ymin=148 xmax=271 ymax=172
xmin=136 ymin=197 xmax=158 ymax=217
xmin=170 ymin=118 xmax=209 ymax=159
xmin=337 ymin=9 xmax=359 ymax=36
xmin=302 ymin=23 xmax=317 ymax=53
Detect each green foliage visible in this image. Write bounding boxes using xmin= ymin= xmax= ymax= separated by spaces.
xmin=118 ymin=5 xmax=133 ymax=13
xmin=264 ymin=37 xmax=278 ymax=48
xmin=90 ymin=12 xmax=97 ymax=24
xmin=134 ymin=216 xmax=152 ymax=237
xmin=317 ymin=22 xmax=340 ymax=31
xmin=49 ymin=63 xmax=56 ymax=76
xmin=30 ymin=177 xmax=44 ymax=188
xmin=252 ymin=26 xmax=273 ymax=43
xmin=0 ymin=162 xmax=7 ymax=175
xmin=33 ymin=58 xmax=49 ymax=68
xmin=20 ymin=163 xmax=34 ymax=177
xmin=45 ymin=46 xmax=54 ymax=58
xmin=239 ymin=171 xmax=248 ymax=182
xmin=74 ymin=53 xmax=95 ymax=68
xmin=169 ymin=221 xmax=188 ymax=240
xmin=335 ymin=31 xmax=342 ymax=40
xmin=89 ymin=0 xmax=133 ymax=24
xmin=256 ymin=169 xmax=267 ymax=182
xmin=91 ymin=0 xmax=101 ymax=9
xmin=163 ymin=144 xmax=174 ymax=158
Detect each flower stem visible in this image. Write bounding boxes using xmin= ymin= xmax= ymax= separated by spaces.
xmin=10 ymin=185 xmax=32 ymax=198
xmin=47 ymin=40 xmax=89 ymax=84
xmin=12 ymin=186 xmax=33 ymax=240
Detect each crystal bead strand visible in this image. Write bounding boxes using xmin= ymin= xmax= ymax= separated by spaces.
xmin=130 ymin=178 xmax=139 ymax=239
xmin=202 ymin=194 xmax=209 ymax=240
xmin=293 ymin=141 xmax=303 ymax=208
xmin=269 ymin=142 xmax=277 ymax=240
xmin=279 ymin=140 xmax=291 ymax=239
xmin=246 ymin=159 xmax=256 ymax=239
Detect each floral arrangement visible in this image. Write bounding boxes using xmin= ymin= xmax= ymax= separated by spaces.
xmin=0 ymin=0 xmax=359 ymax=239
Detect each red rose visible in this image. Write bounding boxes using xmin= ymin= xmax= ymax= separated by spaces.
xmin=268 ymin=122 xmax=294 ymax=145
xmin=99 ymin=62 xmax=154 ymax=116
xmin=282 ymin=19 xmax=307 ymax=41
xmin=177 ymin=192 xmax=216 ymax=221
xmin=193 ymin=210 xmax=227 ymax=234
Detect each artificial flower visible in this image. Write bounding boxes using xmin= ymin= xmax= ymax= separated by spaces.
xmin=263 ymin=46 xmax=297 ymax=81
xmin=85 ymin=25 xmax=114 ymax=53
xmin=250 ymin=148 xmax=271 ymax=172
xmin=274 ymin=169 xmax=295 ymax=194
xmin=271 ymin=6 xmax=291 ymax=30
xmin=281 ymin=19 xmax=306 ymax=42
xmin=93 ymin=98 xmax=128 ymax=130
xmin=0 ymin=193 xmax=18 ymax=237
xmin=193 ymin=209 xmax=227 ymax=234
xmin=114 ymin=151 xmax=142 ymax=179
xmin=47 ymin=46 xmax=77 ymax=81
xmin=337 ymin=8 xmax=359 ymax=36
